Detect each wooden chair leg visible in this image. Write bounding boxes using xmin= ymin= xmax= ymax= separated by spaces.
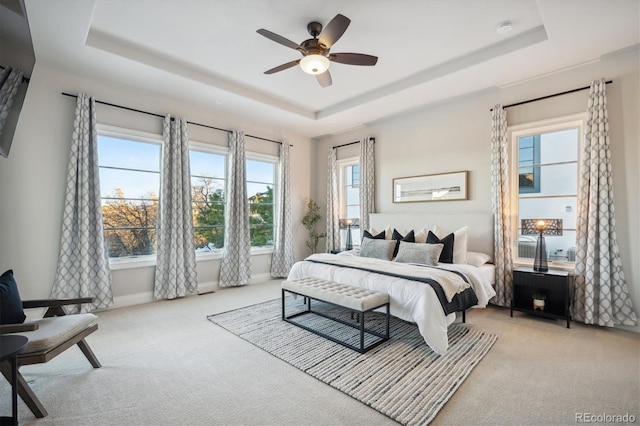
xmin=0 ymin=361 xmax=48 ymax=418
xmin=77 ymin=339 xmax=101 ymax=368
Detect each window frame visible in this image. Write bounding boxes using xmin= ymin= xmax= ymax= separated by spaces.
xmin=189 ymin=140 xmax=229 ymax=260
xmin=337 ymin=156 xmax=361 ymax=247
xmin=97 ymin=124 xmax=162 ymax=269
xmin=245 ymin=151 xmax=279 ymax=250
xmin=508 ymin=112 xmax=585 ymax=270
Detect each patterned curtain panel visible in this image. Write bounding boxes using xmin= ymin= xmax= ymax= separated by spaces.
xmin=359 ymin=137 xmax=375 ymax=232
xmin=51 ymin=93 xmax=113 ymax=312
xmin=154 ymin=116 xmax=198 ymax=300
xmin=0 ymin=67 xmax=23 ymax=138
xmin=490 ymin=104 xmax=513 ymax=307
xmin=270 ymin=140 xmax=295 ymax=277
xmin=573 ymin=79 xmax=637 ymax=326
xmin=326 ymin=147 xmax=340 ymax=252
xmin=219 ymin=131 xmax=251 ymax=287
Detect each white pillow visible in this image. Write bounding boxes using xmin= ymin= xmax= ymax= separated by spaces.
xmin=433 ymin=225 xmax=469 ymax=264
xmin=466 ymin=251 xmax=492 ymax=267
xmin=414 ymin=227 xmax=428 ymax=243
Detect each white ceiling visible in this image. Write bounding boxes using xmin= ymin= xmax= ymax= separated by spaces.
xmin=20 ymin=0 xmax=640 ymax=138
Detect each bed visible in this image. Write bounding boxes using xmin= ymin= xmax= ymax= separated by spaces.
xmin=286 ymin=213 xmax=496 ymax=355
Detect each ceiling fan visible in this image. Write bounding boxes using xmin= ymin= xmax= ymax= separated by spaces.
xmin=257 ymin=13 xmax=378 ymax=88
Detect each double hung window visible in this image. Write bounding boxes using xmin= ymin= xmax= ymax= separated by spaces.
xmin=510 ymin=114 xmax=584 ymax=265
xmin=97 ymin=127 xmax=161 ymax=259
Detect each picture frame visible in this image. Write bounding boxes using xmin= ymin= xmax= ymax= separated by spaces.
xmin=393 ymin=170 xmax=468 ymax=203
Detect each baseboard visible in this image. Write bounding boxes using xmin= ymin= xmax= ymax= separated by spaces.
xmin=110 ymin=274 xmax=280 ymax=309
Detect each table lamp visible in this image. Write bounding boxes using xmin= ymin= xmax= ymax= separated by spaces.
xmin=521 ymin=219 xmax=563 ymax=272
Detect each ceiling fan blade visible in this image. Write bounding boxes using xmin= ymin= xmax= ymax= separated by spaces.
xmin=318 ymin=14 xmax=350 ymax=49
xmin=316 ymin=70 xmax=332 ymax=88
xmin=264 ymin=60 xmax=300 ymax=74
xmin=257 ymin=29 xmax=301 ymax=51
xmin=329 ymin=53 xmax=378 ymax=66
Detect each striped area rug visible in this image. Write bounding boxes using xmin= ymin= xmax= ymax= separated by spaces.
xmin=208 ymin=297 xmax=497 ymax=426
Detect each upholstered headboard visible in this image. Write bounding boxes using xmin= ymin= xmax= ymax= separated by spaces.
xmin=369 ymin=212 xmax=494 ymax=256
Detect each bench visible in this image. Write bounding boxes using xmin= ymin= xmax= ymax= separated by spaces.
xmin=281 ymin=277 xmax=390 ymax=353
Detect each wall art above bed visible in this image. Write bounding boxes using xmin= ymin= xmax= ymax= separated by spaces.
xmin=393 ymin=170 xmax=468 ymax=203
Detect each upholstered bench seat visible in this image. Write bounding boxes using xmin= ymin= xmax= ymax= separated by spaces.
xmin=20 ymin=314 xmax=98 ymax=354
xmin=282 ymin=278 xmax=390 ymax=353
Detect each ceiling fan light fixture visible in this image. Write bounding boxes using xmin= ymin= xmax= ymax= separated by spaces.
xmin=300 ymin=54 xmax=330 ymax=75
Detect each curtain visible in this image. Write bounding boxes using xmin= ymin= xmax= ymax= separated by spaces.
xmin=154 ymin=116 xmax=198 ymax=299
xmin=270 ymin=140 xmax=295 ymax=277
xmin=359 ymin=137 xmax=375 ymax=232
xmin=51 ymin=93 xmax=113 ymax=312
xmin=326 ymin=147 xmax=340 ymax=252
xmin=573 ymin=79 xmax=637 ymax=326
xmin=219 ymin=131 xmax=251 ymax=287
xmin=490 ymin=104 xmax=513 ymax=307
xmin=0 ymin=67 xmax=23 ymax=138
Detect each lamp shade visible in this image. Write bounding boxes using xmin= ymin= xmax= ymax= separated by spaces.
xmin=339 ymin=218 xmax=359 ymax=229
xmin=521 ymin=219 xmax=563 ymax=236
xmin=300 ymin=54 xmax=330 ymax=75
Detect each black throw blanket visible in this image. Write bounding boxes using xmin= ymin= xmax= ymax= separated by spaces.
xmin=305 ymin=258 xmax=479 ymax=315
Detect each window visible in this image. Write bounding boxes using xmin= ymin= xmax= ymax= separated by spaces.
xmin=246 ymin=156 xmax=277 ymax=247
xmin=98 ymin=125 xmax=276 ymax=262
xmin=339 ymin=158 xmax=361 ymax=243
xmin=518 ymin=135 xmax=540 ymax=193
xmin=190 ymin=145 xmax=227 ymax=252
xmin=510 ymin=114 xmax=584 ymax=265
xmin=97 ymin=127 xmax=161 ymax=259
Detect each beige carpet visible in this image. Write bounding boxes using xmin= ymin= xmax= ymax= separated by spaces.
xmin=1 ymin=279 xmax=638 ymax=425
xmin=208 ymin=297 xmax=497 ymax=425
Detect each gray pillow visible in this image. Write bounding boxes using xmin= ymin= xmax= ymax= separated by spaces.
xmin=359 ymin=238 xmax=396 ymax=261
xmin=394 ymin=241 xmax=444 ymax=266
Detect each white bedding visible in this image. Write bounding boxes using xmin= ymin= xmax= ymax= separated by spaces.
xmin=286 ymin=253 xmax=496 ymax=355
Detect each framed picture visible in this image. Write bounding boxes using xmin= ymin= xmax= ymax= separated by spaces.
xmin=393 ymin=171 xmax=468 ymax=203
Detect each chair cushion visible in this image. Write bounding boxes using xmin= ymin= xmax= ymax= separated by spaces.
xmin=18 ymin=314 xmax=98 ymax=354
xmin=0 ymin=269 xmax=26 ymax=324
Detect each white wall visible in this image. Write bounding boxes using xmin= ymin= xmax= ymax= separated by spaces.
xmin=0 ymin=64 xmax=312 ymax=308
xmin=311 ymin=47 xmax=640 ymax=333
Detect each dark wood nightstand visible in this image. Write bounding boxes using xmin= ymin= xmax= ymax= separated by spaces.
xmin=511 ymin=267 xmax=572 ymax=328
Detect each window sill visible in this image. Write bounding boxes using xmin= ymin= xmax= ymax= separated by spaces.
xmin=109 ymin=247 xmax=274 ymax=270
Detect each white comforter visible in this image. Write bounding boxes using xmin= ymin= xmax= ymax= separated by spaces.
xmin=286 ymin=253 xmax=496 ymax=355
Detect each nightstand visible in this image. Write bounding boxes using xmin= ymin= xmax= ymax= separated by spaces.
xmin=511 ymin=267 xmax=572 ymax=328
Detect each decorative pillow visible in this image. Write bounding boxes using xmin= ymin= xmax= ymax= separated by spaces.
xmin=394 ymin=242 xmax=444 ymax=266
xmin=466 ymin=251 xmax=493 ymax=267
xmin=433 ymin=225 xmax=469 ymax=264
xmin=391 ymin=229 xmax=415 ymax=257
xmin=427 ymin=230 xmax=454 ymax=263
xmin=414 ymin=227 xmax=428 ymax=244
xmin=362 ymin=229 xmax=386 ymax=240
xmin=359 ymin=238 xmax=397 ymax=261
xmin=0 ymin=269 xmax=26 ymax=324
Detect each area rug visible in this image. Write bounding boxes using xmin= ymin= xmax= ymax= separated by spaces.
xmin=207 ymin=297 xmax=497 ymax=426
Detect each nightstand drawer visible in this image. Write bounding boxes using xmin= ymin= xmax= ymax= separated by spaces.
xmin=514 ymin=270 xmax=567 ymax=290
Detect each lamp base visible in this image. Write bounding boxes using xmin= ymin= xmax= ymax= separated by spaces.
xmin=345 ymin=227 xmax=353 ymax=251
xmin=533 ymin=235 xmax=548 ymax=272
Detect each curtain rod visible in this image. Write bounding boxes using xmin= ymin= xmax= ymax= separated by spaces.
xmin=332 ymin=137 xmax=375 ymax=149
xmin=61 ymin=92 xmax=290 ymax=146
xmin=490 ymin=80 xmax=613 ymax=111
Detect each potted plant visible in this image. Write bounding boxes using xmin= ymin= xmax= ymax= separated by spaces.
xmin=532 ymin=293 xmax=546 ymax=312
xmin=301 ymin=198 xmax=326 ymax=255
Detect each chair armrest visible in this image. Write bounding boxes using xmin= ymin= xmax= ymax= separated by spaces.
xmin=22 ymin=297 xmax=95 ymax=309
xmin=0 ymin=322 xmax=39 ymax=334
